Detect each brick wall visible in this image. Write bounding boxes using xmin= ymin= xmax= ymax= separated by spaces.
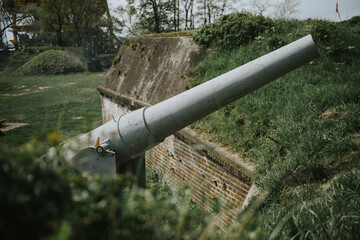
xmin=100 ymin=95 xmax=254 ymax=226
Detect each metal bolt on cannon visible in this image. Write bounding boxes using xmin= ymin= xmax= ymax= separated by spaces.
xmin=53 ymin=35 xmax=319 ymax=187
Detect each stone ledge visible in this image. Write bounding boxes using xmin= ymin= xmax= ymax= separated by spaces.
xmin=98 ymin=86 xmax=151 ymax=111
xmin=176 ymin=128 xmax=254 ymax=183
xmin=97 ymin=91 xmax=254 ymax=183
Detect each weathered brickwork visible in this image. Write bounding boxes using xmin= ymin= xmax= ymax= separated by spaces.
xmin=146 ymin=136 xmax=252 ymax=225
xmin=100 ymin=95 xmax=253 ymax=225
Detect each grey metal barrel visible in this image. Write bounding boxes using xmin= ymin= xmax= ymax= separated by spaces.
xmin=58 ymin=34 xmax=319 ymax=179
xmin=113 ymin=34 xmax=319 ymax=163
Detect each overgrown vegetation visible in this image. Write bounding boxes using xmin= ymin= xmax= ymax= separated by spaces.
xmin=5 ymin=46 xmax=57 ymax=71
xmin=189 ymin=14 xmax=360 ymax=238
xmin=5 ymin=46 xmax=113 ymax=74
xmin=0 ymin=144 xmax=220 ymax=239
xmin=193 ymin=12 xmax=274 ymax=49
xmin=17 ymin=50 xmax=85 ymax=75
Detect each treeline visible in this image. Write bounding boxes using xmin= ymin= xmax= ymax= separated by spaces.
xmin=1 ymin=0 xmax=236 ymax=52
xmin=117 ymin=0 xmax=236 ymax=35
xmin=1 ymin=0 xmax=304 ymax=53
xmin=1 ymin=0 xmax=117 ymax=56
xmin=116 ymin=0 xmax=303 ymax=36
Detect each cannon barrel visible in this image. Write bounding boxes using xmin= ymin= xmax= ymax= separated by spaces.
xmin=59 ymin=35 xmax=319 ymax=179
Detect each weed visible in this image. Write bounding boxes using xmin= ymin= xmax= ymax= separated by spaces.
xmin=112 ymin=54 xmax=122 ymax=65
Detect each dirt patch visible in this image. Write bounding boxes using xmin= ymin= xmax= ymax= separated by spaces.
xmin=320 ymin=107 xmax=347 ymax=120
xmin=1 ymin=92 xmax=28 ymax=97
xmin=350 ymin=132 xmax=360 ymax=144
xmin=38 ymin=86 xmax=51 ymax=90
xmin=60 ymin=82 xmax=76 ymax=87
xmin=1 ymin=85 xmax=52 ymax=97
xmin=0 ymin=122 xmax=28 ymax=133
xmin=72 ymin=116 xmax=84 ymax=120
xmin=91 ymin=74 xmax=104 ymax=77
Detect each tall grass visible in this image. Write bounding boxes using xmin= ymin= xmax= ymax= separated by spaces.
xmin=189 ymin=18 xmax=360 ymax=188
xmin=188 ymin=17 xmax=360 ymax=239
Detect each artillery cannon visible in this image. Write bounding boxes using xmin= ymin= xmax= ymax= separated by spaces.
xmin=55 ymin=35 xmax=319 ymax=186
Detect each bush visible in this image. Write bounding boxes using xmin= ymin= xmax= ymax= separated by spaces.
xmin=308 ymin=19 xmax=359 ymax=63
xmin=193 ymin=12 xmax=274 ymax=50
xmin=5 ymin=46 xmax=57 ymax=71
xmin=18 ymin=50 xmax=85 ymax=75
xmin=0 ymin=141 xmax=218 ymax=239
xmin=0 ymin=141 xmax=72 ymax=239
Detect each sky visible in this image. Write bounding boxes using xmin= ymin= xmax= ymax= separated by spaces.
xmin=107 ymin=0 xmax=360 ymax=22
xmin=294 ymin=0 xmax=360 ymax=21
xmin=4 ymin=0 xmax=360 ymax=45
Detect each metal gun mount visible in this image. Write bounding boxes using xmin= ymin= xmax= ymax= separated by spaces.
xmin=57 ymin=35 xmax=319 ymax=186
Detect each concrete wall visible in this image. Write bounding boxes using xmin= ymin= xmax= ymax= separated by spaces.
xmin=98 ymin=36 xmax=255 ymax=225
xmin=98 ymin=37 xmax=206 ymax=106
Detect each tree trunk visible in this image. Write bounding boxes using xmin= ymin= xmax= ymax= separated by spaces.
xmin=152 ymin=0 xmax=160 ymax=33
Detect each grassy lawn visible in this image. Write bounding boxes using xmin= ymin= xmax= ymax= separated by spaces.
xmin=0 ymin=71 xmax=105 ymax=149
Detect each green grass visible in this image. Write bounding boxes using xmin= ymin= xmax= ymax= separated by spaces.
xmin=188 ymin=17 xmax=360 ymax=238
xmin=0 ymin=71 xmax=105 ymax=149
xmin=189 ymin=19 xmax=360 ymax=188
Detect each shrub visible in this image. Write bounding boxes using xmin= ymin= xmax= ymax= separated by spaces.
xmin=0 ymin=141 xmax=217 ymax=239
xmin=308 ymin=19 xmax=359 ymax=63
xmin=193 ymin=12 xmax=274 ymax=50
xmin=0 ymin=141 xmax=72 ymax=239
xmin=17 ymin=50 xmax=85 ymax=75
xmin=5 ymin=46 xmax=57 ymax=71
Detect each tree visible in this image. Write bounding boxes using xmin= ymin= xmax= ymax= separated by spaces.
xmin=115 ymin=0 xmax=236 ymax=35
xmin=66 ymin=0 xmax=91 ymax=46
xmin=0 ymin=0 xmax=12 ymax=49
xmin=39 ymin=0 xmax=68 ymax=46
xmin=182 ymin=0 xmax=195 ymax=29
xmin=273 ymin=0 xmax=301 ymax=19
xmin=250 ymin=0 xmax=270 ymax=16
xmin=116 ymin=0 xmax=140 ymax=36
xmin=170 ymin=0 xmax=180 ymax=31
xmin=197 ymin=0 xmax=234 ymax=26
xmin=1 ymin=0 xmax=40 ymax=49
xmin=137 ymin=0 xmax=173 ymax=34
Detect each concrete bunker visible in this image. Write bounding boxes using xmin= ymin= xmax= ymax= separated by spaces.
xmin=97 ymin=36 xmax=255 ymax=224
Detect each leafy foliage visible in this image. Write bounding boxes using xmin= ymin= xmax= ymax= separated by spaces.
xmin=0 ymin=141 xmax=71 ymax=239
xmin=308 ymin=19 xmax=360 ymax=63
xmin=192 ymin=12 xmax=274 ymax=49
xmin=17 ymin=50 xmax=85 ymax=75
xmin=5 ymin=46 xmax=59 ymax=71
xmin=0 ymin=142 xmax=219 ymax=240
xmin=189 ymin=16 xmax=360 ymax=238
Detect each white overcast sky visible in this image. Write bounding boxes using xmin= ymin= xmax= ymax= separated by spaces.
xmin=108 ymin=0 xmax=360 ymax=22
xmin=4 ymin=0 xmax=360 ymax=44
xmin=294 ymin=0 xmax=360 ymax=21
